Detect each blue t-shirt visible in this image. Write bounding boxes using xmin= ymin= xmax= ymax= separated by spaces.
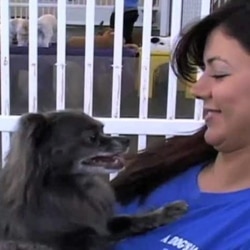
xmin=113 ymin=0 xmax=138 ymax=12
xmin=113 ymin=164 xmax=250 ymax=250
xmin=124 ymin=0 xmax=139 ymax=8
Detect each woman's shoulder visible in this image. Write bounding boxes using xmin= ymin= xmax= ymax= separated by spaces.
xmin=239 ymin=240 xmax=250 ymax=250
xmin=115 ymin=163 xmax=203 ymax=215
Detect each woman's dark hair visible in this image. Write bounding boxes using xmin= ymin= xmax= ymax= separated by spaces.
xmin=111 ymin=0 xmax=250 ymax=205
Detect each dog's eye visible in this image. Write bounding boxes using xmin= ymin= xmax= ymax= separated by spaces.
xmin=88 ymin=133 xmax=98 ymax=144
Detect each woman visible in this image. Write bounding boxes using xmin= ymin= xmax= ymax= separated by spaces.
xmin=109 ymin=0 xmax=139 ymax=44
xmin=112 ymin=0 xmax=250 ymax=249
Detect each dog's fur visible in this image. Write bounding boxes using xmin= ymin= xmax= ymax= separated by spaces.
xmin=9 ymin=18 xmax=29 ymax=46
xmin=0 ymin=110 xmax=188 ymax=250
xmin=6 ymin=15 xmax=57 ymax=48
xmin=68 ymin=21 xmax=130 ymax=49
xmin=0 ymin=241 xmax=53 ymax=250
xmin=68 ymin=28 xmax=117 ymax=49
xmin=37 ymin=14 xmax=57 ymax=47
xmin=68 ymin=28 xmax=139 ymax=50
xmin=150 ymin=36 xmax=171 ymax=52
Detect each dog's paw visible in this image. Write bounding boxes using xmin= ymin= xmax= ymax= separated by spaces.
xmin=158 ymin=200 xmax=188 ymax=224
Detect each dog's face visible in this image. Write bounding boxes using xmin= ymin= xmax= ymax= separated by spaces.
xmin=43 ymin=111 xmax=129 ymax=175
xmin=7 ymin=110 xmax=130 ymax=178
xmin=46 ymin=111 xmax=129 ymax=175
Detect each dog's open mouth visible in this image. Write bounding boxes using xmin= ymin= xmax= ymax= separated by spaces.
xmin=82 ymin=154 xmax=125 ymax=172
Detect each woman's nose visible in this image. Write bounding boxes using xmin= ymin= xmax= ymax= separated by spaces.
xmin=189 ymin=74 xmax=212 ymax=100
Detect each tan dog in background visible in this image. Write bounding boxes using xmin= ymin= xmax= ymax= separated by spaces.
xmin=68 ymin=28 xmax=139 ymax=50
xmin=68 ymin=28 xmax=118 ymax=49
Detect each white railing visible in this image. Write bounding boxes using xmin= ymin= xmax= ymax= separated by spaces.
xmin=1 ymin=1 xmax=11 ymax=162
xmin=0 ymin=0 xmax=211 ymax=164
xmin=9 ymin=0 xmax=161 ymax=28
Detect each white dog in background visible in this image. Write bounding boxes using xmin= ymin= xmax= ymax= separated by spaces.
xmin=150 ymin=36 xmax=171 ymax=53
xmin=9 ymin=18 xmax=29 ymax=46
xmin=0 ymin=14 xmax=57 ymax=48
xmin=37 ymin=14 xmax=57 ymax=47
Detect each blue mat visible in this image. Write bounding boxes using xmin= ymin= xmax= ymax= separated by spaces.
xmin=10 ymin=43 xmax=139 ymax=57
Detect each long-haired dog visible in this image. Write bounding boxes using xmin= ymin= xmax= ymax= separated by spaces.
xmin=0 ymin=110 xmax=188 ymax=250
xmin=7 ymin=15 xmax=56 ymax=48
xmin=37 ymin=14 xmax=57 ymax=47
xmin=9 ymin=18 xmax=29 ymax=46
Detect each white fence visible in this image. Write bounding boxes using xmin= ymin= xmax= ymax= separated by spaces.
xmin=9 ymin=0 xmax=162 ymax=28
xmin=0 ymin=0 xmax=211 ymax=165
xmin=8 ymin=0 xmax=208 ymax=36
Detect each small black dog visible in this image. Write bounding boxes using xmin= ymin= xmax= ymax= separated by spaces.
xmin=0 ymin=110 xmax=188 ymax=250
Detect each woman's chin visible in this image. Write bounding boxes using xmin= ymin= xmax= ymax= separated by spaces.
xmin=204 ymin=128 xmax=225 ymax=150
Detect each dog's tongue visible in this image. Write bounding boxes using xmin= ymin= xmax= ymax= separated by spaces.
xmin=109 ymin=156 xmax=124 ymax=169
xmin=92 ymin=155 xmax=124 ymax=170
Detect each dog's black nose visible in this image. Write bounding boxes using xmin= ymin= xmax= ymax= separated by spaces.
xmin=120 ymin=137 xmax=130 ymax=146
xmin=114 ymin=136 xmax=129 ymax=146
xmin=116 ymin=136 xmax=130 ymax=147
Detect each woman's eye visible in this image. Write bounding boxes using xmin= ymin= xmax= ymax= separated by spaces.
xmin=211 ymin=74 xmax=229 ymax=79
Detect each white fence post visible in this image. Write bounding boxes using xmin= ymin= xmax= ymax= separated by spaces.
xmin=29 ymin=0 xmax=38 ymax=113
xmin=111 ymin=0 xmax=124 ymax=120
xmin=56 ymin=0 xmax=67 ymax=110
xmin=166 ymin=0 xmax=182 ymax=125
xmin=138 ymin=0 xmax=153 ymax=150
xmin=109 ymin=0 xmax=125 ymax=181
xmin=84 ymin=0 xmax=95 ymax=116
xmin=1 ymin=0 xmax=11 ymax=165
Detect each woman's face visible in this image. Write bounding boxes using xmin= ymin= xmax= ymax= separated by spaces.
xmin=191 ymin=27 xmax=250 ymax=152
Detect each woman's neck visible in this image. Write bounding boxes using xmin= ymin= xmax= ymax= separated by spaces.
xmin=199 ymin=146 xmax=250 ymax=193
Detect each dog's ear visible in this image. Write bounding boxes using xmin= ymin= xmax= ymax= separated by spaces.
xmin=18 ymin=112 xmax=48 ymax=145
xmin=2 ymin=113 xmax=49 ymax=209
